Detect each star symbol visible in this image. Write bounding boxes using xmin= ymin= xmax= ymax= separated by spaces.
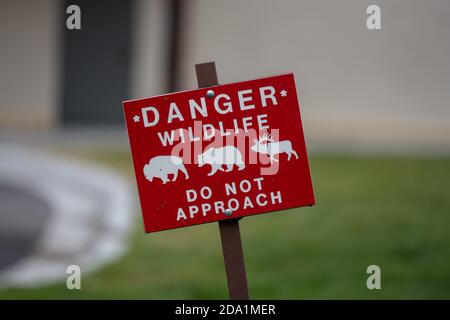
xmin=133 ymin=115 xmax=140 ymax=122
xmin=280 ymin=89 xmax=288 ymax=97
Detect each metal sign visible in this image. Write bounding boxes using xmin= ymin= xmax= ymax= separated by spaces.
xmin=123 ymin=73 xmax=315 ymax=233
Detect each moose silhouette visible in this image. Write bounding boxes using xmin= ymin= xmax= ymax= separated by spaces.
xmin=251 ymin=133 xmax=298 ymax=163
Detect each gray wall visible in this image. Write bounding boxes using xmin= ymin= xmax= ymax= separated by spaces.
xmin=1 ymin=0 xmax=449 ymax=152
xmin=177 ymin=0 xmax=450 ymax=151
xmin=0 ymin=0 xmax=60 ymax=129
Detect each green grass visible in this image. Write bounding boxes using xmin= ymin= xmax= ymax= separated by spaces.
xmin=1 ymin=151 xmax=450 ymax=299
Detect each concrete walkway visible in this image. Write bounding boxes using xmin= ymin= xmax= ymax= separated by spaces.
xmin=0 ymin=144 xmax=134 ymax=288
xmin=0 ymin=183 xmax=50 ymax=272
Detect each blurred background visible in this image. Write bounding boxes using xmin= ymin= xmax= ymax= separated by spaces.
xmin=0 ymin=0 xmax=449 ymax=299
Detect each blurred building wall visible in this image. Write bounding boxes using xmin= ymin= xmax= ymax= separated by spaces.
xmin=60 ymin=0 xmax=134 ymax=125
xmin=177 ymin=0 xmax=450 ymax=152
xmin=0 ymin=0 xmax=60 ymax=129
xmin=0 ymin=0 xmax=172 ymax=129
xmin=1 ymin=0 xmax=449 ymax=152
xmin=130 ymin=0 xmax=172 ymax=99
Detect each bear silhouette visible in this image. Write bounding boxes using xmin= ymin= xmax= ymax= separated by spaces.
xmin=143 ymin=155 xmax=188 ymax=184
xmin=198 ymin=146 xmax=245 ymax=176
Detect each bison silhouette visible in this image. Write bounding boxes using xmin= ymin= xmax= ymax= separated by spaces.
xmin=143 ymin=155 xmax=188 ymax=184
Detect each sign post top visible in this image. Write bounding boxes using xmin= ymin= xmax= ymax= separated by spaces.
xmin=195 ymin=62 xmax=219 ymax=87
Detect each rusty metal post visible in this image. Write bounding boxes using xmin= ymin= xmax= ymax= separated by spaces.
xmin=195 ymin=62 xmax=250 ymax=300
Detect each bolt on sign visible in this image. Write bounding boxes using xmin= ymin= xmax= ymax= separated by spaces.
xmin=123 ymin=73 xmax=315 ymax=233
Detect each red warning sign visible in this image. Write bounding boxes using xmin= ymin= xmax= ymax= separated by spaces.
xmin=123 ymin=73 xmax=315 ymax=233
